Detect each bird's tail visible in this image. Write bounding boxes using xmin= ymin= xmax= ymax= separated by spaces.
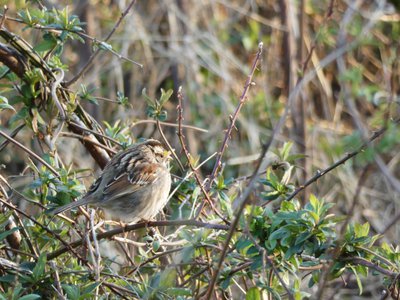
xmin=47 ymin=197 xmax=90 ymax=216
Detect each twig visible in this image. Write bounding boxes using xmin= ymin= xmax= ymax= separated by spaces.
xmin=0 ymin=5 xmax=8 ymax=28
xmin=0 ymin=129 xmax=59 ymax=177
xmin=75 ymin=32 xmax=142 ymax=68
xmin=203 ymin=42 xmax=294 ymax=300
xmin=66 ymin=0 xmax=138 ymax=86
xmin=0 ymin=13 xmax=142 ymax=72
xmin=102 ymin=281 xmax=138 ymax=298
xmin=48 ymin=68 xmax=66 ymax=169
xmin=47 ymin=219 xmax=230 ymax=260
xmin=340 ymin=256 xmax=398 ymax=278
xmin=206 ymin=42 xmax=263 ymax=191
xmin=67 ymin=121 xmax=122 ymax=146
xmin=156 ymin=119 xmax=185 ymax=172
xmin=68 ymin=114 xmax=111 ymax=168
xmin=326 ymin=0 xmax=335 ymax=18
xmin=129 ymin=247 xmax=184 ymax=275
xmin=0 ymin=123 xmax=25 ymax=153
xmin=285 ymin=118 xmax=400 ymax=201
xmin=176 ymin=87 xmax=228 ymax=222
xmin=132 ymin=119 xmax=208 ymax=133
xmin=315 ymin=165 xmax=370 ymax=299
xmin=0 ymin=27 xmax=112 ymax=168
xmin=0 ymin=197 xmax=86 ymax=263
xmin=51 ymin=68 xmax=66 ymax=122
xmin=165 ymin=151 xmax=217 ymax=210
xmin=59 ymin=132 xmax=117 ymax=154
xmin=88 ymin=210 xmax=101 ymax=298
xmin=0 ymin=175 xmax=23 ymax=252
xmin=0 ymin=257 xmax=32 ymax=274
xmin=49 ymin=261 xmax=66 ymax=300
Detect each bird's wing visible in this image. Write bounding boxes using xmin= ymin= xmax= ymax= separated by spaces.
xmin=101 ymin=159 xmax=159 ymax=201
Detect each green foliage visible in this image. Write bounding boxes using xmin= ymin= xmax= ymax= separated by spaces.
xmin=78 ymin=84 xmax=98 ymax=105
xmin=18 ymin=7 xmax=84 ymax=41
xmin=143 ymin=88 xmax=172 ymax=121
xmin=0 ymin=2 xmax=398 ymax=299
xmin=103 ymin=120 xmax=133 ymax=146
xmin=0 ymin=95 xmax=15 ymax=111
xmin=116 ymin=91 xmax=129 ymax=107
xmin=248 ymin=197 xmax=336 ymax=260
xmin=260 ymin=142 xmax=302 ymax=201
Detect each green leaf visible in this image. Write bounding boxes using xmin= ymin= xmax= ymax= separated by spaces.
xmin=18 ymin=295 xmax=41 ymax=300
xmin=98 ymin=41 xmax=113 ymax=51
xmin=294 ymin=231 xmax=312 ymax=245
xmin=32 ymin=254 xmax=46 ymax=280
xmin=116 ymin=91 xmax=129 ymax=106
xmin=349 ymin=265 xmax=363 ymax=295
xmin=142 ymin=88 xmax=154 ymax=106
xmin=246 ymin=287 xmax=261 ymax=300
xmin=354 ymin=223 xmax=370 ymax=238
xmin=62 ymin=284 xmax=80 ymax=300
xmin=309 ymin=194 xmax=319 ymax=211
xmin=236 ymin=238 xmax=253 ymax=253
xmin=159 ymin=268 xmax=176 ymax=289
xmin=159 ymin=88 xmax=173 ymax=106
xmin=157 ymin=110 xmax=168 ymax=121
xmin=308 ymin=211 xmax=320 ymax=224
xmin=33 ymin=36 xmax=57 ymax=52
xmin=152 ymin=240 xmax=160 ymax=252
xmin=280 ymin=141 xmax=293 ymax=160
xmin=269 ymin=227 xmax=289 ymax=241
xmin=82 ymin=282 xmax=101 ymax=296
xmin=166 ymin=288 xmax=192 ymax=296
xmin=263 ymin=286 xmax=281 ymax=299
xmin=220 ymin=275 xmax=232 ymax=290
xmin=0 ymin=274 xmax=16 ymax=284
xmin=79 ymin=84 xmax=98 ymax=105
xmin=0 ymin=96 xmax=15 ymax=112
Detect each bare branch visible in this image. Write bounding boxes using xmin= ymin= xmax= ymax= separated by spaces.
xmin=206 ymin=42 xmax=263 ymax=191
xmin=0 ymin=130 xmax=60 ymax=177
xmin=285 ymin=118 xmax=400 ymax=202
xmin=66 ymin=0 xmax=139 ymax=86
xmin=176 ymin=87 xmax=228 ymax=222
xmin=47 ymin=219 xmax=230 ymax=260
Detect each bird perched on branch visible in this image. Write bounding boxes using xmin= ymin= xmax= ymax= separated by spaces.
xmin=50 ymin=139 xmax=172 ymax=223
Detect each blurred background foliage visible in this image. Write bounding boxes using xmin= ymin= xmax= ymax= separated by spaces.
xmin=0 ymin=0 xmax=399 ymax=299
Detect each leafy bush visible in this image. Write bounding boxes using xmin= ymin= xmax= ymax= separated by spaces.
xmin=0 ymin=1 xmax=399 ymax=299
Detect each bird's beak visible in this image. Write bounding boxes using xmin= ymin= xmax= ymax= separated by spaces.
xmin=164 ymin=150 xmax=173 ymax=160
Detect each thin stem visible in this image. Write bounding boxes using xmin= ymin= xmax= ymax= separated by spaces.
xmin=0 ymin=123 xmax=25 ymax=152
xmin=47 ymin=219 xmax=229 ymax=260
xmin=0 ymin=197 xmax=86 ymax=263
xmin=67 ymin=121 xmax=122 ymax=146
xmin=59 ymin=132 xmax=117 ymax=154
xmin=203 ymin=42 xmax=294 ymax=299
xmin=156 ymin=119 xmax=185 ymax=172
xmin=176 ymin=87 xmax=228 ymax=222
xmin=66 ymin=0 xmax=138 ymax=86
xmin=132 ymin=119 xmax=208 ymax=133
xmin=206 ymin=42 xmax=263 ymax=191
xmin=285 ymin=118 xmax=400 ymax=202
xmin=0 ymin=130 xmax=59 ymax=177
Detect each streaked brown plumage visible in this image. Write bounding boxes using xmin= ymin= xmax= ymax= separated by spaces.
xmin=50 ymin=139 xmax=171 ymax=223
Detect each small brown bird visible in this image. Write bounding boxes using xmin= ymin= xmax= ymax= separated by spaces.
xmin=50 ymin=139 xmax=171 ymax=223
